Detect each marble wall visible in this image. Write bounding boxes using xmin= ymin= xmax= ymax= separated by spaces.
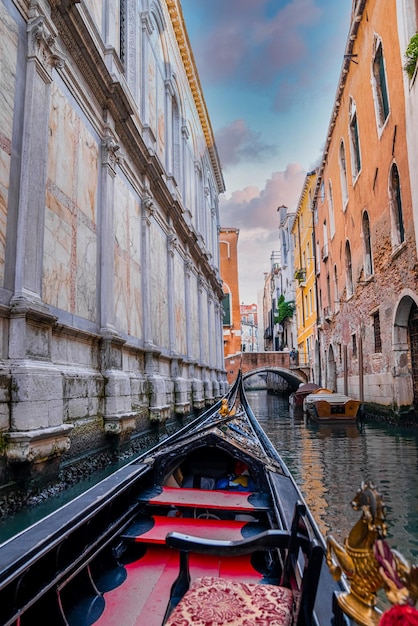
xmin=0 ymin=0 xmax=227 ymax=482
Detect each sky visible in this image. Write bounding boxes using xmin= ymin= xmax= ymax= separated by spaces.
xmin=180 ymin=0 xmax=353 ymax=304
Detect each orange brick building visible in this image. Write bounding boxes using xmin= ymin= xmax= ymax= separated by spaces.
xmin=219 ymin=229 xmax=242 ymax=357
xmin=313 ymin=0 xmax=418 ymax=414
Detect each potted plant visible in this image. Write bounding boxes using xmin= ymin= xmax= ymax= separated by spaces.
xmin=404 ymin=33 xmax=418 ymax=80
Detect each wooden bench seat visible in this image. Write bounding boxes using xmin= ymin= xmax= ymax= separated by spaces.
xmin=136 ymin=485 xmax=271 ymax=511
xmin=121 ymin=515 xmax=270 ymax=544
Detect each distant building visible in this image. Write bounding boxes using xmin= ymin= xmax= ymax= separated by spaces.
xmin=263 ymin=206 xmax=297 ymax=352
xmin=240 ymin=303 xmax=258 ymax=352
xmin=220 ymin=228 xmax=242 ymax=357
xmin=292 ymin=171 xmax=318 ymax=379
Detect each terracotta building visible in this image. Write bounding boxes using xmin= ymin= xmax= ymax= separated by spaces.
xmin=313 ymin=0 xmax=418 ymax=416
xmin=220 ymin=228 xmax=242 ymax=357
xmin=0 ymin=0 xmax=226 ymax=484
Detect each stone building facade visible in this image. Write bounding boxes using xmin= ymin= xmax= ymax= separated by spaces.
xmin=313 ymin=0 xmax=418 ymax=417
xmin=0 ymin=0 xmax=226 ymax=483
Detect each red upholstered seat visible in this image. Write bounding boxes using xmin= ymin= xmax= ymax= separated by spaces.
xmin=164 ymin=576 xmax=294 ymax=626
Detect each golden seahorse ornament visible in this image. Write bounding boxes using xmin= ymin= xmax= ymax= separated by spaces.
xmin=326 ymin=481 xmax=418 ymax=625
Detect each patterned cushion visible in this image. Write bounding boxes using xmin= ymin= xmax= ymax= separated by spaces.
xmin=165 ymin=576 xmax=294 ymax=626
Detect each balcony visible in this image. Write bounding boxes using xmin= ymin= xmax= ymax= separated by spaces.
xmin=294 ymin=268 xmax=306 ymax=286
xmin=324 ymin=306 xmax=332 ymax=321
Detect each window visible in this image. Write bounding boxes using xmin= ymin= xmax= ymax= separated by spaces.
xmin=373 ymin=311 xmax=382 ymax=353
xmin=345 ymin=241 xmax=353 ymax=297
xmin=352 ymin=334 xmax=357 ymax=358
xmin=362 ymin=211 xmax=373 ymax=277
xmin=339 ymin=140 xmax=348 ymax=207
xmin=333 ymin=264 xmax=339 ymax=311
xmin=322 ymin=221 xmax=328 ymax=260
xmin=372 ymin=39 xmax=389 ymax=128
xmin=349 ymin=99 xmax=361 ymax=179
xmin=390 ymin=164 xmax=405 ymax=246
xmin=326 ymin=273 xmax=331 ymax=313
xmin=328 ymin=180 xmax=335 ymax=238
xmin=172 ymin=98 xmax=181 ymax=184
xmin=222 ymin=293 xmax=231 ymax=325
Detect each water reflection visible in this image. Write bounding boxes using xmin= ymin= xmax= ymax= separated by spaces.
xmin=246 ymin=390 xmax=418 ymax=562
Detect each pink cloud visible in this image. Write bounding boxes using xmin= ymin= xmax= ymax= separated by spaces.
xmin=220 ymin=163 xmax=307 ymax=302
xmin=220 ymin=163 xmax=306 ymax=230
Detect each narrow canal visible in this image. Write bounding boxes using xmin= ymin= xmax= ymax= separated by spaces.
xmin=246 ymin=389 xmax=418 ymax=562
xmin=1 ymin=389 xmax=418 ymax=567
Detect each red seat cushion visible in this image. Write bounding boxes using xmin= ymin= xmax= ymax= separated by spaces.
xmin=165 ymin=576 xmax=294 ymax=626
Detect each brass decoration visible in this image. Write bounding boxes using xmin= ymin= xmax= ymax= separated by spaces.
xmin=218 ymin=398 xmax=236 ymax=417
xmin=326 ymin=481 xmax=418 ymax=625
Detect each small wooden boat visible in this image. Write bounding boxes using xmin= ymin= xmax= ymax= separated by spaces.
xmin=303 ymin=389 xmax=361 ymax=422
xmin=289 ymin=382 xmax=320 ymax=407
xmin=0 ymin=373 xmax=357 ymax=626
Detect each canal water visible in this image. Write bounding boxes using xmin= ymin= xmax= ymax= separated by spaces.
xmin=246 ymin=389 xmax=418 ymax=563
xmin=1 ymin=389 xmax=418 ymax=567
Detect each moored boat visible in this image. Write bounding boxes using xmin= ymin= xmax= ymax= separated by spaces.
xmin=4 ymin=373 xmax=413 ymax=626
xmin=303 ymin=389 xmax=361 ymax=423
xmin=289 ymin=382 xmax=321 ymax=407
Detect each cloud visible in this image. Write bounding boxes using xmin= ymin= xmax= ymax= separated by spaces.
xmin=220 ymin=163 xmax=306 ymax=230
xmin=220 ymin=163 xmax=307 ymax=302
xmin=215 ymin=119 xmax=278 ymax=168
xmin=190 ymin=0 xmax=322 ymax=87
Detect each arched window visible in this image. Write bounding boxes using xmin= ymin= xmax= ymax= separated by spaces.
xmin=339 ymin=140 xmax=348 ymax=208
xmin=362 ymin=211 xmax=373 ymax=277
xmin=345 ymin=240 xmax=353 ymax=297
xmin=390 ymin=164 xmax=405 ymax=246
xmin=172 ymin=97 xmax=181 ymax=185
xmin=372 ymin=39 xmax=389 ymax=128
xmin=349 ymin=99 xmax=361 ymax=179
xmin=333 ymin=264 xmax=339 ymax=311
xmin=328 ymin=180 xmax=335 ymax=238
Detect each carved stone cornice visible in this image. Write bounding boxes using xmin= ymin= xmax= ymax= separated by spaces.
xmin=28 ymin=14 xmax=66 ymax=78
xmin=142 ymin=193 xmax=156 ymax=225
xmin=167 ymin=230 xmax=177 ymax=256
xmin=165 ymin=0 xmax=225 ymax=193
xmin=102 ymin=129 xmax=120 ymax=173
xmin=50 ymin=2 xmax=134 ymax=126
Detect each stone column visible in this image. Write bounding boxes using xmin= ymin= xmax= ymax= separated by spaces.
xmin=167 ymin=227 xmax=177 ymax=356
xmin=13 ymin=12 xmax=64 ymax=306
xmin=205 ymin=291 xmax=215 ymax=402
xmin=7 ymin=10 xmax=71 ymax=471
xmin=168 ymin=229 xmax=190 ymax=414
xmin=142 ymin=193 xmax=169 ymax=421
xmin=100 ymin=127 xmax=119 ymax=336
xmin=99 ymin=128 xmax=136 ymax=437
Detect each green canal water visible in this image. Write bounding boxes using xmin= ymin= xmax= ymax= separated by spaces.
xmin=247 ymin=389 xmax=418 ymax=563
xmin=1 ymin=389 xmax=417 ymax=567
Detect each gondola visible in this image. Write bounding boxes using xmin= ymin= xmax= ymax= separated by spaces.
xmin=1 ymin=372 xmax=403 ymax=626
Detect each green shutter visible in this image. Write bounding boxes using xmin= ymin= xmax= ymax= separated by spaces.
xmin=222 ymin=294 xmax=231 ymax=325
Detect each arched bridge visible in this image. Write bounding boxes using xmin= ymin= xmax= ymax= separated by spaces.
xmin=224 ymin=352 xmax=308 ymax=390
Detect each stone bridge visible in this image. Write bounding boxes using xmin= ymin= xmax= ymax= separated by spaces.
xmin=224 ymin=352 xmax=308 ymax=390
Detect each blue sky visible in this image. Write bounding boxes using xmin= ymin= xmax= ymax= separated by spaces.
xmin=180 ymin=0 xmax=353 ymax=303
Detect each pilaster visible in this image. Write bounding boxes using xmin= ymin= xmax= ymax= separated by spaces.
xmin=6 ymin=8 xmax=71 ymax=469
